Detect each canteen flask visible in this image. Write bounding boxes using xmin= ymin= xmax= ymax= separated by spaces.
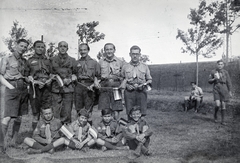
xmin=113 ymin=88 xmax=122 ymax=100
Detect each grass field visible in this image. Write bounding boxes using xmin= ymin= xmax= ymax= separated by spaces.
xmin=1 ymin=88 xmax=240 ymax=163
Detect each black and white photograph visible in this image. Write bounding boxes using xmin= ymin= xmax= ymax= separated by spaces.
xmin=0 ymin=0 xmax=240 ymax=162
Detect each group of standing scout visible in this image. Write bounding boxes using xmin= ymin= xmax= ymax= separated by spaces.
xmin=0 ymin=39 xmax=154 ymax=159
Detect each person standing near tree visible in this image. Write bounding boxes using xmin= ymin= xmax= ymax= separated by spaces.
xmin=75 ymin=43 xmax=100 ymax=124
xmin=25 ymin=40 xmax=53 ymax=132
xmin=51 ymin=41 xmax=78 ymax=125
xmin=0 ymin=39 xmax=29 ymax=149
xmin=98 ymin=43 xmax=125 ymax=120
xmin=120 ymin=45 xmax=152 ymax=120
xmin=208 ymin=60 xmax=233 ymax=125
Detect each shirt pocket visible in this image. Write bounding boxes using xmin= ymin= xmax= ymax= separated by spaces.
xmin=39 ymin=127 xmax=46 ymax=137
xmin=9 ymin=62 xmax=19 ymax=76
xmin=125 ymin=68 xmax=133 ymax=79
xmin=101 ymin=64 xmax=109 ymax=76
xmin=87 ymin=65 xmax=95 ymax=77
xmin=138 ymin=67 xmax=146 ymax=80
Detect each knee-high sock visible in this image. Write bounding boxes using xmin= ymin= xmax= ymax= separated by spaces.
xmin=32 ymin=142 xmax=44 ymax=149
xmin=68 ymin=140 xmax=76 ymax=149
xmin=41 ymin=143 xmax=54 ymax=153
xmin=11 ymin=120 xmax=21 ymax=138
xmin=214 ymin=106 xmax=219 ymax=119
xmin=104 ymin=141 xmax=116 ymax=150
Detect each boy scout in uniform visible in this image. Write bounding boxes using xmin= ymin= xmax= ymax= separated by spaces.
xmin=75 ymin=43 xmax=100 ymax=123
xmin=94 ymin=108 xmax=128 ymax=151
xmin=51 ymin=41 xmax=78 ymax=124
xmin=98 ymin=43 xmax=125 ymax=120
xmin=0 ymin=39 xmax=29 ymax=149
xmin=208 ymin=60 xmax=232 ymax=125
xmin=123 ymin=106 xmax=153 ymax=159
xmin=48 ymin=109 xmax=96 ymax=152
xmin=120 ymin=45 xmax=152 ymax=120
xmin=24 ymin=107 xmax=62 ymax=154
xmin=25 ymin=40 xmax=52 ymax=132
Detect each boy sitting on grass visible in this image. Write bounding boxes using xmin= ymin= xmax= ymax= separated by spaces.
xmin=123 ymin=106 xmax=153 ymax=159
xmin=94 ymin=108 xmax=129 ymax=151
xmin=57 ymin=109 xmax=96 ymax=151
xmin=24 ymin=107 xmax=63 ymax=154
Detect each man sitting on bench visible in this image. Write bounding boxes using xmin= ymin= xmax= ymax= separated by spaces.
xmin=184 ymin=82 xmax=203 ymax=113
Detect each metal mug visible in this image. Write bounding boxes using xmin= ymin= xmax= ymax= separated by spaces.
xmin=146 ymin=84 xmax=152 ymax=91
xmin=143 ymin=83 xmax=152 ymax=91
xmin=113 ymin=87 xmax=122 ymax=100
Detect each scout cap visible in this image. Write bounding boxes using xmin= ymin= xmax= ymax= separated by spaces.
xmin=78 ymin=109 xmax=89 ymax=118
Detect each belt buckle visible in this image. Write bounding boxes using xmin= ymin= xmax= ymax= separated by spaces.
xmin=109 ymin=79 xmax=114 ymax=82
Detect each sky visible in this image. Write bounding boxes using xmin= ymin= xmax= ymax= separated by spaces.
xmin=0 ymin=0 xmax=239 ymax=64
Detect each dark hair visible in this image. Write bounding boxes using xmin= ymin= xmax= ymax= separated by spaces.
xmin=58 ymin=41 xmax=68 ymax=48
xmin=17 ymin=39 xmax=29 ymax=45
xmin=41 ymin=107 xmax=53 ymax=113
xmin=104 ymin=43 xmax=115 ymax=50
xmin=79 ymin=43 xmax=90 ymax=51
xmin=130 ymin=45 xmax=141 ymax=53
xmin=217 ymin=60 xmax=224 ymax=64
xmin=33 ymin=40 xmax=45 ymax=47
xmin=129 ymin=106 xmax=141 ymax=115
xmin=190 ymin=82 xmax=196 ymax=85
xmin=101 ymin=108 xmax=112 ymax=116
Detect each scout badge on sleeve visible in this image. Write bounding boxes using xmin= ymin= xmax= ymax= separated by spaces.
xmin=88 ymin=127 xmax=98 ymax=139
xmin=0 ymin=75 xmax=15 ymax=89
xmin=60 ymin=125 xmax=74 ymax=139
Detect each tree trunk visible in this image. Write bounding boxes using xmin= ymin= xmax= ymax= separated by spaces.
xmin=196 ymin=53 xmax=199 ymax=85
xmin=225 ymin=0 xmax=229 ymax=65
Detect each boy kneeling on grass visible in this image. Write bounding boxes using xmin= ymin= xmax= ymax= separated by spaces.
xmin=24 ymin=107 xmax=63 ymax=154
xmin=94 ymin=108 xmax=129 ymax=151
xmin=123 ymin=106 xmax=153 ymax=159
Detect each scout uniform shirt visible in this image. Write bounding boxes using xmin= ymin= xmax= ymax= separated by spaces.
xmin=0 ymin=52 xmax=26 ymax=81
xmin=190 ymin=86 xmax=203 ymax=98
xmin=209 ymin=69 xmax=232 ymax=91
xmin=121 ymin=61 xmax=152 ymax=86
xmin=51 ymin=53 xmax=77 ymax=93
xmin=94 ymin=119 xmax=122 ymax=140
xmin=209 ymin=68 xmax=232 ymax=101
xmin=124 ymin=118 xmax=153 ymax=140
xmin=76 ymin=55 xmax=100 ymax=83
xmin=68 ymin=120 xmax=91 ymax=142
xmin=33 ymin=117 xmax=62 ymax=145
xmin=25 ymin=54 xmax=51 ymax=82
xmin=99 ymin=56 xmax=124 ymax=80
